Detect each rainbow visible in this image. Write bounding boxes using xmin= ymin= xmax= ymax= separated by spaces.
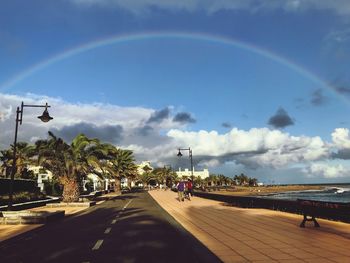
xmin=0 ymin=31 xmax=343 ymax=102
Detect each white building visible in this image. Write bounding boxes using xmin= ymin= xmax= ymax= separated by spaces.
xmin=121 ymin=177 xmax=137 ymax=188
xmin=84 ymin=173 xmax=113 ymax=192
xmin=176 ymin=168 xmax=209 ymax=179
xmin=28 ymin=166 xmax=53 ymax=191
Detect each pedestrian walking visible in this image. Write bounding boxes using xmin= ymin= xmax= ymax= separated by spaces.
xmin=177 ymin=180 xmax=185 ymax=202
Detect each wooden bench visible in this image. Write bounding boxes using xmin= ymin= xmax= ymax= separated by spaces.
xmin=297 ymin=199 xmax=350 ymax=227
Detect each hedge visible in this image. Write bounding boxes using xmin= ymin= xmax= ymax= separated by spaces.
xmin=0 ymin=178 xmax=39 ymax=194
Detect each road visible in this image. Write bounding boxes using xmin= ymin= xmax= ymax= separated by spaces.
xmin=0 ymin=191 xmax=221 ymax=263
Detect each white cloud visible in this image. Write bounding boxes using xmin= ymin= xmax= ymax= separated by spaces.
xmin=332 ymin=128 xmax=350 ymax=149
xmin=0 ymin=92 xmax=150 ymax=127
xmin=69 ymin=0 xmax=350 ymax=16
xmin=303 ymin=162 xmax=349 ymax=178
xmin=0 ymin=104 xmax=12 ymax=122
xmin=167 ymin=128 xmax=329 ymax=168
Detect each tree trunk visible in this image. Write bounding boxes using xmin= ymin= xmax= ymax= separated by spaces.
xmin=127 ymin=177 xmax=132 ymax=189
xmin=60 ymin=176 xmax=80 ymax=203
xmin=114 ymin=177 xmax=121 ymax=193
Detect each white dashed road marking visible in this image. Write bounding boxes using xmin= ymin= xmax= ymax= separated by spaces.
xmin=92 ymin=239 xmax=104 ymax=250
xmin=123 ymin=199 xmax=133 ymax=210
xmin=89 ymin=199 xmax=134 ymax=256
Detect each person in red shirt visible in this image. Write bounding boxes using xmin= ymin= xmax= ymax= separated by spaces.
xmin=187 ymin=179 xmax=193 ymax=198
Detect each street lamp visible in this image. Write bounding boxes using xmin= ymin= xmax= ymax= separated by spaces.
xmin=177 ymin=147 xmax=194 ymax=183
xmin=8 ymin=102 xmax=53 ymax=210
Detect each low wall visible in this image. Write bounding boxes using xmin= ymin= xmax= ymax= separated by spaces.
xmin=46 ymin=201 xmax=96 ymax=207
xmin=0 ymin=210 xmax=65 ymax=225
xmin=0 ymin=198 xmax=59 ymax=211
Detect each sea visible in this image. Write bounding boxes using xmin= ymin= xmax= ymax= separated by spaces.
xmin=263 ymin=184 xmax=350 ymax=203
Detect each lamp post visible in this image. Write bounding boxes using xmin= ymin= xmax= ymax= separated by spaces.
xmin=177 ymin=147 xmax=194 ymax=183
xmin=8 ymin=102 xmax=53 ymax=210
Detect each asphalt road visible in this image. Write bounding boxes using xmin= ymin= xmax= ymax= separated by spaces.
xmin=0 ymin=191 xmax=221 ymax=263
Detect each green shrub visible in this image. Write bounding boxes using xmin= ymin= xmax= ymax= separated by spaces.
xmin=44 ymin=180 xmax=63 ymax=196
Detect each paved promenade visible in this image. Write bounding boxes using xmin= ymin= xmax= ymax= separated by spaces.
xmin=149 ymin=190 xmax=350 ymax=263
xmin=2 ymin=190 xmax=350 ymax=262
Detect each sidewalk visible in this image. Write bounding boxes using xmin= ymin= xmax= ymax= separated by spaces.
xmin=0 ymin=192 xmax=120 ymax=242
xmin=149 ymin=190 xmax=350 ymax=263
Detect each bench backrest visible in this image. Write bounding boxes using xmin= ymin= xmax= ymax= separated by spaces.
xmin=297 ymin=199 xmax=350 ymax=221
xmin=297 ymin=199 xmax=350 ymax=208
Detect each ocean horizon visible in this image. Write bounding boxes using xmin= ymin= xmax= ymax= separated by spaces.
xmin=263 ymin=184 xmax=350 ymax=203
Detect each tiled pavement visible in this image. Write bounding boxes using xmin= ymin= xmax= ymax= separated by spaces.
xmin=149 ymin=190 xmax=350 ymax=263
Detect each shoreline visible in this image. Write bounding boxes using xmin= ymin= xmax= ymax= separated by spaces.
xmin=206 ymin=185 xmax=326 ymax=197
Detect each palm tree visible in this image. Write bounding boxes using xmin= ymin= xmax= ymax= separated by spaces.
xmin=154 ymin=167 xmax=167 ymax=186
xmin=226 ymin=177 xmax=234 ymax=186
xmin=124 ymin=161 xmax=138 ymax=189
xmin=142 ymin=165 xmax=152 ymax=174
xmin=248 ymin=177 xmax=258 ymax=186
xmin=0 ymin=149 xmax=13 ymax=178
xmin=0 ymin=142 xmax=36 ymax=178
xmin=36 ymin=132 xmax=75 ymax=201
xmin=70 ymin=134 xmax=104 ymax=180
xmin=206 ymin=174 xmax=218 ymax=186
xmin=217 ymin=174 xmax=226 ymax=186
xmin=194 ymin=176 xmax=203 ymax=188
xmin=2 ymin=131 xmax=137 ymax=201
xmin=107 ymin=148 xmax=136 ymax=193
xmin=154 ymin=166 xmax=178 ymax=188
xmin=37 ymin=132 xmax=104 ymax=202
xmin=86 ymin=142 xmax=118 ymax=191
xmin=166 ymin=167 xmax=178 ymax=188
xmin=138 ymin=171 xmax=151 ymax=187
xmin=234 ymin=173 xmax=249 ymax=186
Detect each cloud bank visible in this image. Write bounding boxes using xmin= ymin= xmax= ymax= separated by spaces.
xmin=2 ymin=92 xmax=350 ymax=180
xmin=167 ymin=128 xmax=328 ymax=169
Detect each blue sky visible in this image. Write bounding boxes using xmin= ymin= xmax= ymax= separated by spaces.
xmin=1 ymin=0 xmax=350 ymax=184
